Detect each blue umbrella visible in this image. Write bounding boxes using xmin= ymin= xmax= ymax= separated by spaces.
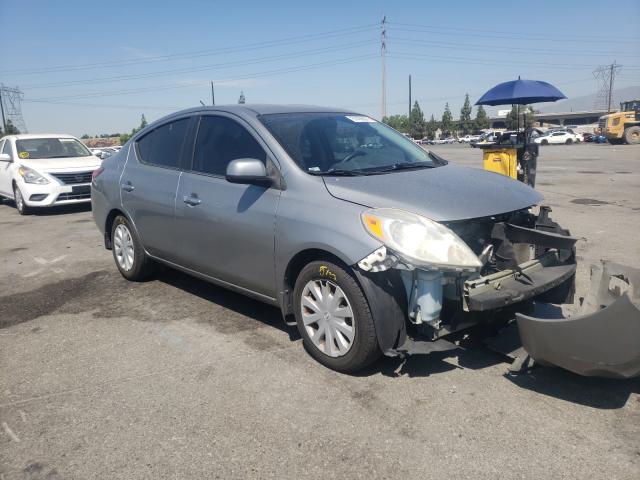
xmin=475 ymin=77 xmax=566 ymax=106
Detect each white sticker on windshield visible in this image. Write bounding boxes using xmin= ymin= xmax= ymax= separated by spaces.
xmin=308 ymin=166 xmax=320 ymax=172
xmin=59 ymin=138 xmax=75 ymax=142
xmin=345 ymin=115 xmax=376 ymax=123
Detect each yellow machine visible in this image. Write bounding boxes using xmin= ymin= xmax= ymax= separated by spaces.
xmin=599 ymin=100 xmax=640 ymax=144
xmin=482 ymin=147 xmax=517 ymax=179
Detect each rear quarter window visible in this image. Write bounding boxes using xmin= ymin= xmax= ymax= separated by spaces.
xmin=136 ymin=118 xmax=189 ymax=168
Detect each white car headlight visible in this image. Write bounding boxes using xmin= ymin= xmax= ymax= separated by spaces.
xmin=361 ymin=208 xmax=482 ymax=270
xmin=18 ymin=166 xmax=49 ymax=185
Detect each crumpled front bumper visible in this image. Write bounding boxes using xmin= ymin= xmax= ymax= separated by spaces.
xmin=515 ymin=261 xmax=640 ymax=379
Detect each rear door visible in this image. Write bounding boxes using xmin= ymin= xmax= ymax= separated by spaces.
xmin=121 ymin=116 xmax=194 ymax=261
xmin=174 ymin=113 xmax=281 ymax=297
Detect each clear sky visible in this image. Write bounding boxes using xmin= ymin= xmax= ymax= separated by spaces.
xmin=1 ymin=0 xmax=638 ymax=136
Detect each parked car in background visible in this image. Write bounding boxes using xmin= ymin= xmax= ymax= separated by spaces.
xmin=470 ymin=132 xmax=497 ymax=147
xmin=534 ymin=131 xmax=581 ymax=145
xmin=92 ymin=104 xmax=577 ymax=373
xmin=0 ymin=134 xmax=102 ymax=214
xmin=582 ymin=133 xmax=595 ymax=142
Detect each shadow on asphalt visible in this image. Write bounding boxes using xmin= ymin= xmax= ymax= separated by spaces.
xmin=95 ymin=260 xmax=640 ymax=410
xmin=155 ymin=267 xmax=301 ymax=342
xmin=0 ymin=200 xmax=92 ymax=216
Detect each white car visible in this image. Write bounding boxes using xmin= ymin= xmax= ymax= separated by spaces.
xmin=0 ymin=134 xmax=102 ymax=215
xmin=534 ymin=131 xmax=581 ymax=145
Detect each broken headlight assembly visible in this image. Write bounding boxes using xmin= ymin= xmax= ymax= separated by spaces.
xmin=361 ymin=208 xmax=482 ymax=271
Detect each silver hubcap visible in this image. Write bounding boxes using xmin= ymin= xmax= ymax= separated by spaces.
xmin=15 ymin=188 xmax=23 ymax=211
xmin=113 ymin=224 xmax=135 ymax=271
xmin=301 ymin=279 xmax=355 ymax=357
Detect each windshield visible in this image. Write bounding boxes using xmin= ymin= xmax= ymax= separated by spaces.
xmin=259 ymin=112 xmax=436 ymax=174
xmin=15 ymin=138 xmax=92 ymax=159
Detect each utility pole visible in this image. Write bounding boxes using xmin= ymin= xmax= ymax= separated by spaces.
xmin=211 ymin=81 xmax=215 ymax=106
xmin=408 ymin=74 xmax=412 ymax=134
xmin=0 ymin=88 xmax=6 ymax=133
xmin=408 ymin=74 xmax=412 ymax=118
xmin=607 ymin=61 xmax=616 ymax=113
xmin=380 ymin=15 xmax=387 ymax=120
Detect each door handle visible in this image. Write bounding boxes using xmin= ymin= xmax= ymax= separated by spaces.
xmin=183 ymin=194 xmax=202 ymax=206
xmin=121 ymin=182 xmax=135 ymax=192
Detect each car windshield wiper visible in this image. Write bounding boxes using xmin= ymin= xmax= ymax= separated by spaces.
xmin=368 ymin=162 xmax=436 ymax=173
xmin=308 ymin=168 xmax=367 ymax=176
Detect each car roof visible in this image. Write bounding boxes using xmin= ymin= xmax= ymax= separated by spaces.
xmin=2 ymin=133 xmax=77 ymax=141
xmin=166 ymin=104 xmax=357 ymax=118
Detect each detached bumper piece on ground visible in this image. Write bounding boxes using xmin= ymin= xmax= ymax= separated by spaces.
xmin=516 ymin=261 xmax=640 ymax=379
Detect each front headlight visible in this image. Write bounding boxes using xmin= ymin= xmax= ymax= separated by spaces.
xmin=361 ymin=208 xmax=482 ymax=270
xmin=18 ymin=166 xmax=49 ymax=185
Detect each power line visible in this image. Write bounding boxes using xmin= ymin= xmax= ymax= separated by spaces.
xmin=380 ymin=15 xmax=387 ymax=119
xmin=389 ymin=22 xmax=640 ymax=44
xmin=389 ymin=37 xmax=640 ymax=58
xmin=0 ymin=24 xmax=378 ymax=76
xmin=27 ymin=54 xmax=379 ymax=102
xmin=21 ymin=40 xmax=377 ymax=89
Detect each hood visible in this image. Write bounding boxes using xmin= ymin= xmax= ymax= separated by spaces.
xmin=18 ymin=156 xmax=102 ymax=172
xmin=323 ymin=163 xmax=543 ymax=222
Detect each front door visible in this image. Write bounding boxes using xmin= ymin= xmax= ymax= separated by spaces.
xmin=174 ymin=114 xmax=280 ymax=297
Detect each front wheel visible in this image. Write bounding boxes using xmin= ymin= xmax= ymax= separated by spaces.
xmin=293 ymin=260 xmax=380 ymax=372
xmin=111 ymin=215 xmax=155 ymax=281
xmin=541 ymin=139 xmax=548 ymax=145
xmin=624 ymin=126 xmax=640 ymax=145
xmin=565 ymin=138 xmax=573 ymax=144
xmin=13 ymin=184 xmax=31 ymax=215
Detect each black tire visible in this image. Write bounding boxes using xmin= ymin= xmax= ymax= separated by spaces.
xmin=293 ymin=260 xmax=380 ymax=372
xmin=541 ymin=139 xmax=548 ymax=145
xmin=565 ymin=138 xmax=573 ymax=145
xmin=110 ymin=215 xmax=155 ymax=281
xmin=13 ymin=184 xmax=31 ymax=215
xmin=624 ymin=126 xmax=640 ymax=145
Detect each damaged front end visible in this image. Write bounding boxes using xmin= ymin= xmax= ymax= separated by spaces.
xmin=515 ymin=261 xmax=640 ymax=379
xmin=356 ymin=206 xmax=582 ymax=361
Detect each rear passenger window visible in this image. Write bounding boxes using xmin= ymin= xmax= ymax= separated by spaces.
xmin=192 ymin=116 xmax=266 ymax=176
xmin=136 ymin=118 xmax=189 ymax=168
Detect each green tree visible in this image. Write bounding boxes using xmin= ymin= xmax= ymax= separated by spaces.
xmin=4 ymin=120 xmax=20 ymax=135
xmin=441 ymin=103 xmax=453 ymax=137
xmin=382 ymin=114 xmax=409 ymax=133
xmin=505 ymin=105 xmax=535 ymax=130
xmin=459 ymin=94 xmax=473 ymax=134
xmin=425 ymin=114 xmax=438 ymax=140
xmin=238 ymin=91 xmax=246 ymax=104
xmin=81 ymin=134 xmax=90 ymax=139
xmin=119 ymin=114 xmax=149 ymax=145
xmin=474 ymin=105 xmax=490 ymax=131
xmin=409 ymin=101 xmax=426 ymax=139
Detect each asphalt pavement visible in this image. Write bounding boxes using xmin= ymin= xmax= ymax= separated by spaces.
xmin=1 ymin=142 xmax=639 ymax=479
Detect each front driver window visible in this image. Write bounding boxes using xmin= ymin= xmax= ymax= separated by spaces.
xmin=192 ymin=116 xmax=266 ymax=176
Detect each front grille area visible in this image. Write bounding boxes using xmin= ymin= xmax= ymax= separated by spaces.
xmin=57 ymin=192 xmax=91 ymax=201
xmin=50 ymin=171 xmax=93 ymax=185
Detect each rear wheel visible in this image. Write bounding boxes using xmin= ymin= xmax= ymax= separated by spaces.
xmin=541 ymin=139 xmax=548 ymax=145
xmin=624 ymin=126 xmax=640 ymax=145
xmin=293 ymin=260 xmax=380 ymax=372
xmin=13 ymin=184 xmax=31 ymax=215
xmin=111 ymin=215 xmax=155 ymax=281
xmin=565 ymin=138 xmax=573 ymax=145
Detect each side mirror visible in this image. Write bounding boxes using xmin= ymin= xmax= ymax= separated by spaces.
xmin=0 ymin=153 xmax=11 ymax=162
xmin=226 ymin=158 xmax=272 ymax=186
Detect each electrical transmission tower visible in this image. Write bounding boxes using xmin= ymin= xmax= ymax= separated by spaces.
xmin=380 ymin=15 xmax=387 ymax=120
xmin=0 ymin=84 xmax=28 ymax=133
xmin=593 ymin=61 xmax=622 ymax=113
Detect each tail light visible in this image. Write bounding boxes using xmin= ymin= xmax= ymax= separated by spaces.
xmin=92 ymin=167 xmax=104 ymax=180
